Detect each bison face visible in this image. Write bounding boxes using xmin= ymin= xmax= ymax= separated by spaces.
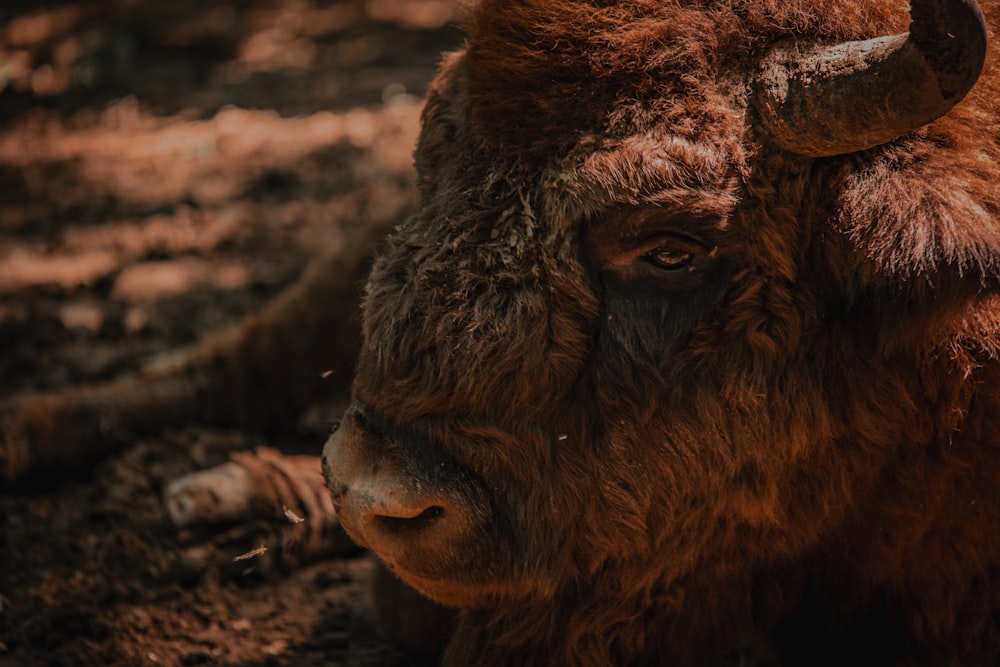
xmin=323 ymin=190 xmax=744 ymax=608
xmin=322 ymin=48 xmax=772 ymax=608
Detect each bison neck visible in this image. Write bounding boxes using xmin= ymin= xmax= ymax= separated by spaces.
xmin=439 ymin=350 xmax=1000 ymax=666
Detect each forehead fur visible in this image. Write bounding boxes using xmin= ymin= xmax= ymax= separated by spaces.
xmin=462 ymin=0 xmax=906 ymax=155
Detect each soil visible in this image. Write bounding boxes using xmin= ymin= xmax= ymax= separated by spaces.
xmin=0 ymin=1 xmax=463 ymax=665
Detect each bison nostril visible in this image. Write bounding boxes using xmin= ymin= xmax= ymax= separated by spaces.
xmin=323 ymin=408 xmax=480 ymax=553
xmin=374 ymin=504 xmax=445 ymax=533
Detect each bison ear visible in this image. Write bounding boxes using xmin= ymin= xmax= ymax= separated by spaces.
xmin=834 ymin=123 xmax=1000 ymax=307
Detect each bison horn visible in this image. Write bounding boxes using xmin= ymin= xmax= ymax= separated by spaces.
xmin=753 ymin=0 xmax=988 ymax=157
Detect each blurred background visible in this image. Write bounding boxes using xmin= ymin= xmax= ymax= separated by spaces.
xmin=0 ymin=1 xmax=463 ymax=665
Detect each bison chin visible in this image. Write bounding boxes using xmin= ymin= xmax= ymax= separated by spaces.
xmin=322 ymin=402 xmax=536 ymax=607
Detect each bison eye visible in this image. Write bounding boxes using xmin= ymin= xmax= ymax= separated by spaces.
xmin=644 ymin=246 xmax=694 ymax=272
xmin=593 ymin=228 xmax=724 ymax=294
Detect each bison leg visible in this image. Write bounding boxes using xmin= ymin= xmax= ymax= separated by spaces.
xmin=1 ymin=221 xmax=388 ymax=484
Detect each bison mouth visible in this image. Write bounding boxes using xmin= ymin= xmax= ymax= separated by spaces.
xmin=322 ymin=402 xmax=536 ymax=605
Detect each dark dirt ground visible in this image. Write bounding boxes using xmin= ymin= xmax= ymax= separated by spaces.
xmin=0 ymin=1 xmax=464 ymax=664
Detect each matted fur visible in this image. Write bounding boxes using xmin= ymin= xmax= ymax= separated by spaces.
xmin=334 ymin=0 xmax=1000 ymax=664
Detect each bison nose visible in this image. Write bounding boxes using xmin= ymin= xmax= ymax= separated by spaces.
xmin=321 ymin=405 xmax=478 ymax=558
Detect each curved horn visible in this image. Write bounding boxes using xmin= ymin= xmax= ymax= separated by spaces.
xmin=753 ymin=0 xmax=988 ymax=157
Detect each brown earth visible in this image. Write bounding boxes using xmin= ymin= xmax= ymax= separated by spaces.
xmin=0 ymin=1 xmax=463 ymax=664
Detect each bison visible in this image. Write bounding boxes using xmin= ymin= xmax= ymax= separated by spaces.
xmin=4 ymin=0 xmax=1000 ymax=664
xmin=323 ymin=0 xmax=1000 ymax=664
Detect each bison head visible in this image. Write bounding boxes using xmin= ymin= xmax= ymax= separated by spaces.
xmin=325 ymin=0 xmax=998 ymax=662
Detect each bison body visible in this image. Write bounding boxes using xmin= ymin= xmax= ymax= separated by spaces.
xmin=324 ymin=0 xmax=1000 ymax=664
